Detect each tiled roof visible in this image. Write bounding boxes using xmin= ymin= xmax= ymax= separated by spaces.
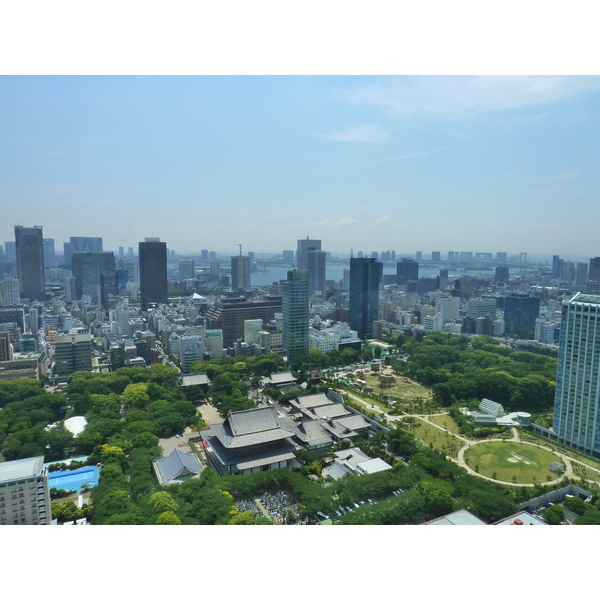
xmin=153 ymin=449 xmax=202 ymax=485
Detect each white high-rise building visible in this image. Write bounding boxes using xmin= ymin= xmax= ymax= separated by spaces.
xmin=436 ymin=296 xmax=460 ymax=321
xmin=2 ymin=277 xmax=20 ymax=305
xmin=553 ymin=292 xmax=600 ymax=457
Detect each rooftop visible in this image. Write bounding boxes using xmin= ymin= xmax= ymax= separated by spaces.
xmin=0 ymin=456 xmax=45 ymax=484
xmin=423 ymin=509 xmax=487 ymax=526
xmin=569 ymin=293 xmax=600 ymax=305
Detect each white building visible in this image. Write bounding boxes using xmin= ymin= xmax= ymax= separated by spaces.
xmin=0 ymin=456 xmax=51 ymax=525
xmin=553 ymin=293 xmax=600 ymax=457
xmin=2 ymin=277 xmax=20 ymax=305
xmin=244 ymin=319 xmax=263 ymax=344
xmin=436 ymin=295 xmax=461 ymax=321
xmin=467 ymin=297 xmax=497 ymax=319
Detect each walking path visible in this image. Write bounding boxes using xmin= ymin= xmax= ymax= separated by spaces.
xmin=338 ymin=394 xmax=600 ymax=489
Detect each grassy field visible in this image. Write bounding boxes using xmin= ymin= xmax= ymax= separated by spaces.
xmin=409 ymin=420 xmax=464 ymax=458
xmin=463 ymin=441 xmax=562 ymax=484
xmin=428 ymin=414 xmax=462 ymax=435
xmin=360 ymin=372 xmax=431 ymax=401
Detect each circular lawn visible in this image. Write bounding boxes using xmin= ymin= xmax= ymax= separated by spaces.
xmin=463 ymin=440 xmax=563 ymax=484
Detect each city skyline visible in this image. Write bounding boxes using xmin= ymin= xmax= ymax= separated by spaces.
xmin=2 ymin=76 xmax=600 ymax=256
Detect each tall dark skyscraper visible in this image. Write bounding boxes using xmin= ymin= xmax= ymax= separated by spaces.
xmin=504 ymin=294 xmax=540 ymax=338
xmin=231 ymin=254 xmax=251 ymax=293
xmin=349 ymin=257 xmax=382 ymax=340
xmin=589 ymin=257 xmax=600 ymax=282
xmin=71 ymin=251 xmax=117 ymax=308
xmin=396 ymin=258 xmax=419 ymax=285
xmin=282 ymin=269 xmax=309 ymax=363
xmin=552 ymin=255 xmax=563 ymax=278
xmin=15 ymin=225 xmax=45 ymax=301
xmin=139 ymin=237 xmax=167 ymax=310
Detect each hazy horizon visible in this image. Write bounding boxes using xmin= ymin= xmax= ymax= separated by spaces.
xmin=2 ymin=76 xmax=600 ymax=258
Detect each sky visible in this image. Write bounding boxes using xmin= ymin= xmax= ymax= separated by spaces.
xmin=1 ymin=75 xmax=600 ymax=260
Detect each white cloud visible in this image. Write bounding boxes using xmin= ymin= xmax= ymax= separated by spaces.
xmin=309 ymin=216 xmax=360 ymax=228
xmin=341 ymin=76 xmax=600 ymax=119
xmin=317 ymin=124 xmax=389 ymax=143
xmin=373 ymin=216 xmax=392 ymax=226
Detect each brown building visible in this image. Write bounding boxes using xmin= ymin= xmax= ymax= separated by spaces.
xmin=205 ymin=297 xmax=282 ymax=348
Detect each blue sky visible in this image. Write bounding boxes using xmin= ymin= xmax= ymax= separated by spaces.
xmin=1 ymin=75 xmax=600 ymax=259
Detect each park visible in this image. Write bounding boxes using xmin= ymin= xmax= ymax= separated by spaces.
xmin=463 ymin=440 xmax=563 ymax=484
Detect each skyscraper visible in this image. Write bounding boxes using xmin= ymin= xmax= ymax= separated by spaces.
xmin=296 ymin=238 xmax=321 ymax=270
xmin=2 ymin=277 xmax=20 ymax=306
xmin=589 ymin=257 xmax=600 ymax=282
xmin=65 ymin=236 xmax=103 ymax=268
xmin=553 ymin=293 xmax=600 ymax=458
xmin=396 ymin=258 xmax=419 ymax=285
xmin=179 ymin=259 xmax=195 ymax=280
xmin=43 ymin=238 xmax=56 ymax=267
xmin=15 ymin=226 xmax=45 ymax=301
xmin=349 ymin=257 xmax=382 ymax=340
xmin=282 ymin=269 xmax=309 ymax=363
xmin=139 ymin=238 xmax=167 ymax=310
xmin=504 ymin=294 xmax=540 ymax=338
xmin=231 ymin=254 xmax=251 ymax=293
xmin=307 ymin=249 xmax=326 ymax=297
xmin=71 ymin=252 xmax=117 ymax=308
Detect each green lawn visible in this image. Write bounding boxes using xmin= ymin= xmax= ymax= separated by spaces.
xmin=410 ymin=420 xmax=464 ymax=457
xmin=463 ymin=441 xmax=562 ymax=484
xmin=428 ymin=414 xmax=462 ymax=435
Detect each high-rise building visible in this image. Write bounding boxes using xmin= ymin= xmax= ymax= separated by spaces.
xmin=53 ymin=333 xmax=93 ymax=379
xmin=139 ymin=238 xmax=168 ymax=310
xmin=307 ymin=249 xmax=326 ymax=297
xmin=504 ymin=294 xmax=540 ymax=338
xmin=589 ymin=257 xmax=600 ymax=282
xmin=431 ymin=251 xmax=441 ymax=262
xmin=43 ymin=238 xmax=56 ymax=267
xmin=396 ymin=258 xmax=419 ymax=285
xmin=179 ymin=259 xmax=195 ymax=280
xmin=553 ymin=293 xmax=600 ymax=457
xmin=15 ymin=226 xmax=45 ymax=301
xmin=201 ymin=249 xmax=209 ymax=261
xmin=349 ymin=257 xmax=382 ymax=340
xmin=71 ymin=252 xmax=117 ymax=308
xmin=296 ymin=238 xmax=321 ymax=271
xmin=0 ymin=456 xmax=51 ymax=525
xmin=552 ymin=255 xmax=563 ymax=279
xmin=494 ymin=265 xmax=510 ymax=284
xmin=282 ymin=250 xmax=294 ymax=264
xmin=2 ymin=277 xmax=20 ymax=306
xmin=231 ymin=255 xmax=251 ymax=293
xmin=415 ymin=251 xmax=422 ymax=262
xmin=0 ymin=331 xmax=12 ymax=361
xmin=4 ymin=241 xmax=16 ymax=262
xmin=282 ymin=269 xmax=309 ymax=362
xmin=576 ymin=262 xmax=589 ymax=286
xmin=66 ymin=237 xmax=103 ymax=268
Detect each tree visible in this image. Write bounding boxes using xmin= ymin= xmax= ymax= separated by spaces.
xmin=123 ymin=383 xmax=150 ymax=409
xmin=544 ymin=504 xmax=564 ymax=525
xmin=228 ymin=510 xmax=255 ymax=525
xmin=415 ymin=480 xmax=454 ymax=518
xmin=157 ymin=511 xmax=182 ymax=525
xmin=564 ymin=496 xmax=586 ymax=516
xmin=149 ymin=491 xmax=179 ymax=514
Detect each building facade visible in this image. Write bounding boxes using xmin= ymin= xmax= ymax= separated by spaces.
xmin=504 ymin=294 xmax=540 ymax=338
xmin=71 ymin=251 xmax=117 ymax=309
xmin=230 ymin=255 xmax=251 ymax=293
xmin=349 ymin=257 xmax=382 ymax=340
xmin=15 ymin=225 xmax=45 ymax=301
xmin=553 ymin=293 xmax=600 ymax=457
xmin=396 ymin=258 xmax=419 ymax=285
xmin=0 ymin=456 xmax=51 ymax=525
xmin=282 ymin=269 xmax=309 ymax=363
xmin=139 ymin=238 xmax=168 ymax=310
